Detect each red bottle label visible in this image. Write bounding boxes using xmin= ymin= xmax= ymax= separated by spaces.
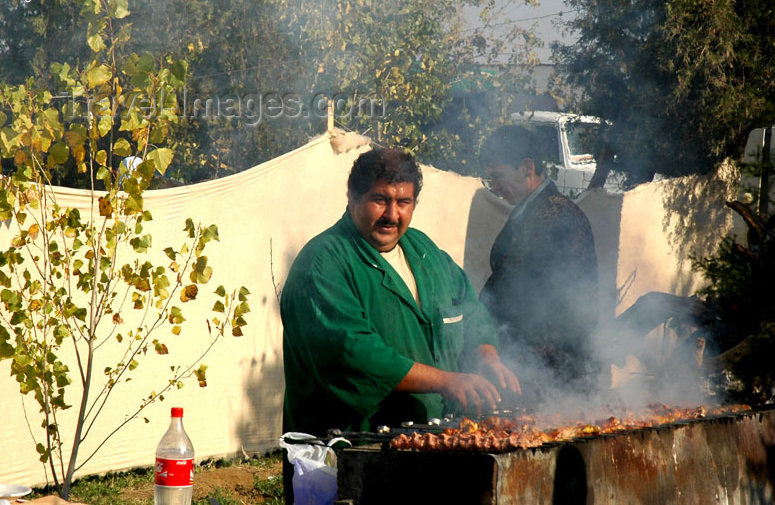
xmin=154 ymin=457 xmax=194 ymax=487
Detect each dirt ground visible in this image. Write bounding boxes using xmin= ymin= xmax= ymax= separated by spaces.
xmin=119 ymin=459 xmax=283 ymax=504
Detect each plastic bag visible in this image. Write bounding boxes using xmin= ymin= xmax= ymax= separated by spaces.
xmin=280 ymin=432 xmax=351 ymax=505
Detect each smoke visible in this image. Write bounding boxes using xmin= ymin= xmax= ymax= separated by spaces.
xmin=494 ymin=297 xmax=716 ymax=425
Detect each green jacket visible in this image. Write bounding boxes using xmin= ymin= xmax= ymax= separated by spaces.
xmin=281 ymin=211 xmax=498 ymax=436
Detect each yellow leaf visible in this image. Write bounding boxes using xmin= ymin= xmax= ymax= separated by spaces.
xmin=146 ymin=148 xmax=174 ymax=175
xmin=19 ymin=131 xmax=31 ymax=147
xmin=98 ymin=115 xmax=113 ymax=137
xmin=113 ymin=138 xmax=132 ymax=157
xmin=85 ymin=64 xmax=112 ymax=88
xmin=172 ymin=325 xmax=181 ymax=335
xmin=111 ymin=0 xmax=130 ymax=19
xmin=49 ymin=142 xmax=69 ymax=164
xmin=180 ymin=284 xmax=198 ymax=302
xmin=33 ymin=135 xmax=51 ymax=153
xmin=87 ymin=32 xmax=106 ymax=52
xmin=28 ymin=224 xmax=40 ymax=240
xmin=98 ymin=196 xmax=113 ymax=217
xmin=194 ymin=364 xmax=207 ymax=387
xmin=64 ymin=129 xmax=85 ymax=148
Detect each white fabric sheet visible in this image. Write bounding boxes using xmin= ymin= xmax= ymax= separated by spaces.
xmin=0 ymin=131 xmax=739 ymax=487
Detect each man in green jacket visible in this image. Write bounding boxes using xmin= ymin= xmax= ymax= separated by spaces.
xmin=281 ymin=147 xmax=520 ymax=437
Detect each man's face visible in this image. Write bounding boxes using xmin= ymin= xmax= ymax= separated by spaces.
xmin=348 ymin=180 xmax=416 ymax=252
xmin=485 ymin=161 xmax=529 ymax=205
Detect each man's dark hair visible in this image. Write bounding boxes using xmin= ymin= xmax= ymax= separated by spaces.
xmin=348 ymin=148 xmax=423 ymax=200
xmin=479 ymin=125 xmax=544 ymax=175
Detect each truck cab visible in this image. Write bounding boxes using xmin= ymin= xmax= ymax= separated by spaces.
xmin=742 ymin=126 xmax=774 ymax=165
xmin=511 ymin=110 xmax=617 ymax=197
xmin=741 ymin=126 xmax=774 ymax=214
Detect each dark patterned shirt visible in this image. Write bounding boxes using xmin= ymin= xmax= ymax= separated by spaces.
xmin=480 ymin=180 xmax=599 ymax=383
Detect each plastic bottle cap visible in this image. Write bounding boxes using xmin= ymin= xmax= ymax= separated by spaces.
xmin=171 ymin=407 xmax=184 ymax=418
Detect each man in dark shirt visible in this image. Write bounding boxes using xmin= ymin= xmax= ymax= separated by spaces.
xmin=479 ymin=125 xmax=599 ymax=401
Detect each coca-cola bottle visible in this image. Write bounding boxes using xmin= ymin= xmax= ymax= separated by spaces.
xmin=154 ymin=407 xmax=194 ymax=505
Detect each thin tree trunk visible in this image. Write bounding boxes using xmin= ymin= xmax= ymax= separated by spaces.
xmin=62 ymin=338 xmax=93 ymax=500
xmin=587 ymin=145 xmax=613 ymax=190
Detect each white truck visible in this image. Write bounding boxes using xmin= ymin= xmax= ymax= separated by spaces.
xmin=511 ymin=114 xmax=774 ymax=201
xmin=741 ymin=126 xmax=774 ymax=214
xmin=743 ymin=126 xmax=774 ymax=165
xmin=511 ymin=110 xmax=622 ymax=197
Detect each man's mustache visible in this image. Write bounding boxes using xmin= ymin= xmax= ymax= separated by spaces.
xmin=376 ymin=219 xmax=398 ymax=227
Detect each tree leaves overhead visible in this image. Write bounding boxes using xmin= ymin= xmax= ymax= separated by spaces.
xmin=0 ymin=0 xmax=542 ymax=184
xmin=146 ymin=148 xmax=174 ymax=175
xmin=554 ymin=0 xmax=775 ymax=181
xmin=163 ymin=0 xmax=473 ymax=179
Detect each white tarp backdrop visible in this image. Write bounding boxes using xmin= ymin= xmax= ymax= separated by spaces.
xmin=0 ymin=130 xmax=740 ymax=487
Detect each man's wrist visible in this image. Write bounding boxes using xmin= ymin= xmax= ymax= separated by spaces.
xmin=476 ymin=344 xmax=500 ymax=365
xmin=396 ymin=361 xmax=450 ymax=393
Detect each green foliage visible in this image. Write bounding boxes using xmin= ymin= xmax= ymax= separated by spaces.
xmin=0 ymin=0 xmax=542 ymax=183
xmin=554 ymin=0 xmax=775 ymax=182
xmin=164 ymin=0 xmax=483 ymax=179
xmin=254 ymin=474 xmax=284 ymax=505
xmin=30 ymin=467 xmax=155 ymax=505
xmin=0 ymin=0 xmax=249 ymax=499
xmin=0 ymin=1 xmax=91 ymax=88
xmin=692 ymin=162 xmax=775 ymax=404
xmin=28 ymin=453 xmax=285 ymax=505
xmin=718 ymin=323 xmax=775 ymax=405
xmin=193 ymin=488 xmax=242 ymax=505
xmin=663 ymin=0 xmax=775 ymax=160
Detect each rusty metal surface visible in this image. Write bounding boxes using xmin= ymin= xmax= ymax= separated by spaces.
xmin=336 ymin=409 xmax=775 ymax=505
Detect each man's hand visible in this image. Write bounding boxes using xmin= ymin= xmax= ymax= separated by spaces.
xmin=437 ymin=370 xmax=502 ymax=415
xmin=396 ymin=362 xmax=502 ymax=417
xmin=475 ymin=344 xmax=522 ymax=395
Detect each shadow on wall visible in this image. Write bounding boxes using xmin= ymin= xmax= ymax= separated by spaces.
xmin=235 ymin=245 xmax=297 ymax=455
xmin=462 ymin=187 xmax=511 ymax=294
xmin=660 ymin=161 xmax=740 ymax=296
xmin=236 ymin=355 xmax=284 ymax=454
xmin=235 ymin=292 xmax=285 ymax=455
xmin=577 ymin=189 xmax=624 ymax=324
